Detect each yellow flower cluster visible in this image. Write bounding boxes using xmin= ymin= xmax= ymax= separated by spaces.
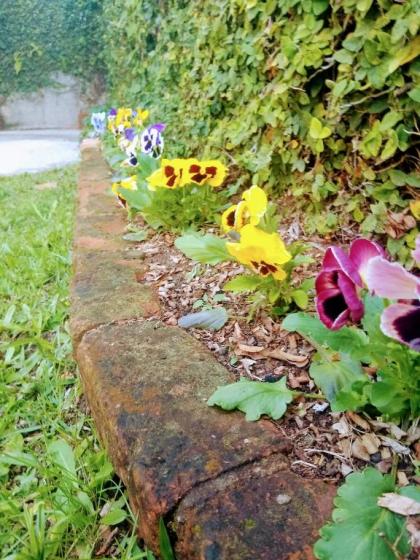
xmin=222 ymin=185 xmax=291 ymax=281
xmin=108 ymin=107 xmax=149 ymax=133
xmin=147 ymin=158 xmax=227 ymax=191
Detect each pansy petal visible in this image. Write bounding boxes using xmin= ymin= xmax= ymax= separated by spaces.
xmin=316 ymin=287 xmax=351 ymax=330
xmin=380 ymin=303 xmax=420 ymax=351
xmin=349 ymin=238 xmax=385 ymax=283
xmin=336 ymin=272 xmax=364 ymax=323
xmin=323 ymin=246 xmax=361 ymax=285
xmin=365 ymin=256 xmax=420 ymax=300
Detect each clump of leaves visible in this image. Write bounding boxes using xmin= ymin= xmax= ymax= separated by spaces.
xmin=314 ymin=467 xmax=419 ymax=560
xmin=283 ymin=294 xmax=420 ymax=422
xmin=175 ymin=231 xmax=312 ymax=318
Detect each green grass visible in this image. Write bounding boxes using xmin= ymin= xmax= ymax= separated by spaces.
xmin=0 ymin=167 xmax=154 ymax=559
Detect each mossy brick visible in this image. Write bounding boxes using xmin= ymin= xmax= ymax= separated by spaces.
xmin=76 ymin=320 xmax=292 ymax=550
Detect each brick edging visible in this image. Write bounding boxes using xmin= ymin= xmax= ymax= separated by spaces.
xmin=71 ymin=140 xmax=336 ymax=559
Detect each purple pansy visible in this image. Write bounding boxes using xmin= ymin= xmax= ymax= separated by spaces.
xmin=124 ymin=127 xmax=136 ymax=142
xmin=315 ymin=239 xmax=385 ymax=330
xmin=365 ymin=256 xmax=420 ymax=351
xmin=108 ymin=107 xmax=117 ymax=117
xmin=140 ymin=123 xmax=166 ymax=159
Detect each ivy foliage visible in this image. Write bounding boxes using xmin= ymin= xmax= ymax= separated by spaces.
xmin=103 ymin=0 xmax=419 ymax=255
xmin=0 ymin=0 xmax=105 ymax=96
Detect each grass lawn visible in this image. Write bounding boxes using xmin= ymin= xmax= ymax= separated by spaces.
xmin=0 ymin=167 xmax=154 ymax=559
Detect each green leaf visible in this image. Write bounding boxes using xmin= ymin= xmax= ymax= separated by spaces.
xmin=408 ymin=87 xmax=420 ymax=103
xmin=48 ymin=439 xmax=76 ymax=477
xmin=158 ymin=518 xmax=176 ymax=560
xmin=137 ymin=153 xmax=160 ymax=180
xmin=120 ymin=185 xmax=153 ymax=211
xmin=282 ymin=313 xmax=369 ymax=358
xmin=208 ymin=377 xmax=293 ymax=421
xmin=175 ymin=233 xmax=230 ymax=264
xmin=224 ymin=274 xmax=262 ymax=292
xmin=101 ymin=508 xmax=128 ymax=526
xmin=309 ymin=117 xmax=332 ymax=140
xmin=122 ymin=231 xmax=148 ymax=242
xmin=310 ymin=352 xmax=366 ymax=410
xmin=314 ymin=468 xmax=410 ymax=560
xmin=388 ymin=170 xmax=420 ymax=188
xmin=291 ymin=289 xmax=308 ymax=310
xmin=378 ymin=112 xmax=402 ymax=132
xmin=178 ymin=307 xmax=228 ymax=330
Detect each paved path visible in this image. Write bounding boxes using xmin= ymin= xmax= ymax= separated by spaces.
xmin=0 ymin=129 xmax=80 ymax=176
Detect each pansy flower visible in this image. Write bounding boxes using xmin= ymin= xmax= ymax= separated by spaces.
xmin=140 ymin=123 xmax=165 ymax=158
xmin=222 ymin=185 xmax=267 ymax=233
xmin=112 ymin=175 xmax=138 ymax=206
xmin=226 ymin=224 xmax=291 ymax=281
xmin=315 ymin=239 xmax=385 ymax=330
xmin=365 ymin=256 xmax=420 ymax=351
xmin=133 ymin=108 xmax=149 ymax=127
xmin=186 ymin=159 xmax=227 ymax=187
xmin=147 ymin=159 xmax=188 ymax=190
xmin=91 ymin=112 xmax=106 ymax=136
xmin=115 ymin=107 xmax=133 ymax=129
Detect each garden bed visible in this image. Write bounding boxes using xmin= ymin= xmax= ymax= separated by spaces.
xmin=71 ymin=139 xmax=341 ymax=559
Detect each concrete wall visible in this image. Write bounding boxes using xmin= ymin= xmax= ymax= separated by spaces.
xmin=0 ymin=73 xmax=88 ymax=129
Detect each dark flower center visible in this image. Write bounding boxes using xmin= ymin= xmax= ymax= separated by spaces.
xmin=394 ymin=307 xmax=420 ymax=349
xmin=323 ymin=293 xmax=347 ymax=321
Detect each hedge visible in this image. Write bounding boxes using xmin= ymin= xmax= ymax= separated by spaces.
xmin=98 ymin=2 xmax=420 ymax=253
xmin=0 ymin=0 xmax=104 ymax=97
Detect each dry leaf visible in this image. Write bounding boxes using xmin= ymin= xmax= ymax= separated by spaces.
xmin=397 ymin=471 xmax=410 ymax=487
xmin=407 ymin=521 xmax=420 ymax=548
xmin=262 ymin=348 xmax=308 ymax=367
xmin=389 ymin=424 xmax=407 ymax=441
xmin=346 ymin=411 xmax=370 ymax=431
xmin=351 ymin=438 xmax=370 ymax=461
xmin=378 ymin=493 xmax=420 ymax=516
xmin=360 ymin=433 xmax=381 ymax=455
xmin=380 ymin=436 xmax=411 ymax=455
xmin=236 ymin=343 xmax=265 ymax=354
xmin=332 ymin=416 xmax=352 ymax=437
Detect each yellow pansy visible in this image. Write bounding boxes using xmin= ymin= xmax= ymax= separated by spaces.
xmin=186 ymin=159 xmax=227 ymax=187
xmin=221 ymin=185 xmax=268 ymax=232
xmin=226 ymin=224 xmax=291 ymax=281
xmin=133 ymin=108 xmax=149 ymax=127
xmin=112 ymin=176 xmax=137 ymax=200
xmin=115 ymin=107 xmax=133 ymax=128
xmin=410 ymin=200 xmax=420 ymax=220
xmin=146 ymin=159 xmax=188 ymax=190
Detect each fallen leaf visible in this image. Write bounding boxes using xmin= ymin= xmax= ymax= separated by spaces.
xmin=178 ymin=308 xmax=228 ymax=331
xmin=397 ymin=471 xmax=409 ymax=487
xmin=360 ymin=433 xmax=381 ymax=455
xmin=378 ymin=493 xmax=420 ymax=516
xmin=262 ymin=348 xmax=309 ymax=367
xmin=236 ymin=343 xmax=265 ymax=354
xmin=407 ymin=521 xmax=420 ymax=548
xmin=351 ymin=438 xmax=370 ymax=462
xmin=276 ymin=494 xmax=291 ymax=505
xmin=346 ymin=411 xmax=370 ymax=431
xmin=332 ymin=417 xmax=352 ymax=437
xmin=380 ymin=436 xmax=411 ymax=455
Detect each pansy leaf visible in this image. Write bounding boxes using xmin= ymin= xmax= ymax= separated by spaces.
xmin=122 ymin=230 xmax=148 ymax=242
xmin=120 ymin=184 xmax=153 ymax=211
xmin=208 ymin=377 xmax=293 ymax=421
xmin=178 ymin=307 xmax=228 ymax=331
xmin=309 ymin=352 xmax=367 ymax=410
xmin=224 ymin=274 xmax=262 ymax=292
xmin=137 ymin=152 xmax=160 ymax=180
xmin=175 ymin=233 xmax=231 ymax=264
xmin=282 ymin=313 xmax=369 ymax=359
xmin=314 ymin=467 xmax=411 ymax=560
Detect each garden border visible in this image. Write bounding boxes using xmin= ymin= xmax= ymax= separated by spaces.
xmin=70 ymin=139 xmax=336 ymax=559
